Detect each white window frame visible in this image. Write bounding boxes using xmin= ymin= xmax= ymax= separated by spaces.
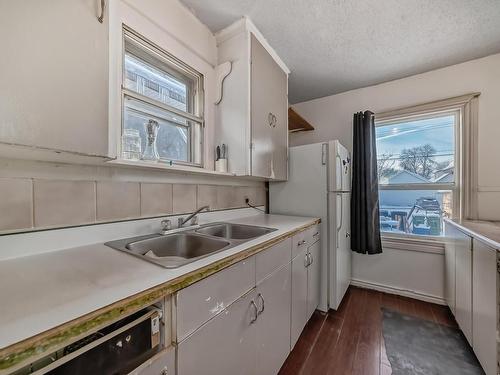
xmin=121 ymin=26 xmax=205 ymax=167
xmin=375 ymin=93 xmax=480 ymax=242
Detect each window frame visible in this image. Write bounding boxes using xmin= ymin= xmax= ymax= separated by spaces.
xmin=375 ymin=93 xmax=480 ymax=241
xmin=121 ymin=26 xmax=205 ymax=167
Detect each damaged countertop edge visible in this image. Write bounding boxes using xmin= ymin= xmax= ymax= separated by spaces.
xmin=0 ymin=215 xmax=320 ymax=373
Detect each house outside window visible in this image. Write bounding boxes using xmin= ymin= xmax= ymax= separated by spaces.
xmin=121 ymin=27 xmax=204 ymax=166
xmin=375 ymin=112 xmax=459 ymax=237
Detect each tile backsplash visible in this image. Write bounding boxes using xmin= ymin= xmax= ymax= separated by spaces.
xmin=0 ymin=177 xmax=266 ymax=233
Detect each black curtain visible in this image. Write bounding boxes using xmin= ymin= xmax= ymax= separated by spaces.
xmin=350 ymin=110 xmax=382 ymax=254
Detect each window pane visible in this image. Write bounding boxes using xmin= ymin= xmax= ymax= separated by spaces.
xmin=379 ymin=189 xmax=452 ymax=236
xmin=124 ymin=52 xmax=190 ymax=113
xmin=124 ymin=97 xmax=192 ymax=162
xmin=376 ymin=115 xmax=455 ymax=184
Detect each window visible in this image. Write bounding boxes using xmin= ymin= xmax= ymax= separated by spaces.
xmin=122 ymin=27 xmax=204 ymax=166
xmin=376 ymin=112 xmax=459 ymax=237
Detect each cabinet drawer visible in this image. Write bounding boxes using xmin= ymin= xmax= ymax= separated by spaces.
xmin=129 ymin=347 xmax=175 ymax=375
xmin=308 ymin=225 xmax=321 ymax=245
xmin=176 ymin=256 xmax=256 ymax=342
xmin=292 ymin=225 xmax=320 ymax=259
xmin=256 ymin=238 xmax=292 ymax=283
xmin=177 ymin=289 xmax=257 ymax=375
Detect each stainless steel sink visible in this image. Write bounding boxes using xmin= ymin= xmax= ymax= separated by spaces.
xmin=105 ymin=222 xmax=277 ymax=269
xmin=195 ymin=223 xmax=276 ymax=240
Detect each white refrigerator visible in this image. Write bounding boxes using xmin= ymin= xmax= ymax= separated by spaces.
xmin=269 ymin=140 xmax=351 ymax=311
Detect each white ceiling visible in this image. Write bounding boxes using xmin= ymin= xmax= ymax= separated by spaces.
xmin=181 ymin=0 xmax=500 ymax=104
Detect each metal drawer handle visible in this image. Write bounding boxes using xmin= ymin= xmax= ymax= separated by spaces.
xmin=97 ymin=0 xmax=105 ymax=23
xmin=313 ymin=232 xmax=319 ymax=237
xmin=309 ymin=253 xmax=314 ymax=265
xmin=256 ymin=293 xmax=265 ymax=315
xmin=346 ymin=232 xmax=351 ymax=238
xmin=304 ymin=253 xmax=310 ymax=267
xmin=268 ymin=112 xmax=277 ymax=128
xmin=297 ymin=239 xmax=306 ymax=246
xmin=250 ymin=300 xmax=258 ymax=324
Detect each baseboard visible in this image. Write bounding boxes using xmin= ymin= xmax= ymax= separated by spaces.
xmin=350 ymin=278 xmax=446 ymax=305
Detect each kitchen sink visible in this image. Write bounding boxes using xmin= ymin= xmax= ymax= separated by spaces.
xmin=195 ymin=223 xmax=276 ymax=240
xmin=105 ymin=222 xmax=276 ymax=269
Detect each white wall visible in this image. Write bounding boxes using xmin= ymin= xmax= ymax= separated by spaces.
xmin=290 ymin=53 xmax=500 ymax=303
xmin=351 ymin=246 xmax=445 ymax=304
xmin=291 ymin=53 xmax=500 ymax=221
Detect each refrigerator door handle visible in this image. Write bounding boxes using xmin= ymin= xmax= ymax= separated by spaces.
xmin=336 ymin=193 xmax=343 ymax=248
xmin=321 ymin=143 xmax=327 ymax=165
xmin=336 ymin=155 xmax=342 ymax=191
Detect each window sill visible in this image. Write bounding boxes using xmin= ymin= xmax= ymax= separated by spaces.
xmin=381 ymin=233 xmax=445 ymax=254
xmin=108 ymin=159 xmax=236 ymax=177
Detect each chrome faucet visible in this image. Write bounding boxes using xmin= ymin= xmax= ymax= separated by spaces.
xmin=177 ymin=205 xmax=210 ymax=228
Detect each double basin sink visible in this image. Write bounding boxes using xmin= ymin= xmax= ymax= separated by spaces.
xmin=105 ymin=223 xmax=277 ymax=269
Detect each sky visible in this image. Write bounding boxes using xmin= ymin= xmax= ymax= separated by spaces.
xmin=375 ymin=114 xmax=455 ymax=168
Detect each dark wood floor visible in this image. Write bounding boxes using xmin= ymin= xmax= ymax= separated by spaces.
xmin=279 ymin=286 xmax=458 ymax=375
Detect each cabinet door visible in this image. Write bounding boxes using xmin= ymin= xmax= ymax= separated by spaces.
xmin=472 ymin=239 xmax=497 ymax=375
xmin=131 ymin=347 xmax=175 ymax=375
xmin=454 ymin=228 xmax=473 ymax=344
xmin=291 ymin=246 xmax=309 ymax=348
xmin=307 ymin=241 xmax=321 ymax=318
xmin=177 ymin=289 xmax=257 ymax=375
xmin=0 ymin=1 xmax=109 ymax=156
xmin=256 ymin=263 xmax=291 ymax=375
xmin=251 ymin=34 xmax=288 ymax=179
xmin=444 ymin=222 xmax=457 ymax=315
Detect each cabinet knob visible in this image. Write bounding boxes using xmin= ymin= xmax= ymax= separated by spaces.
xmin=256 ymin=293 xmax=265 ymax=315
xmin=268 ymin=112 xmax=277 ymax=128
xmin=250 ymin=300 xmax=258 ymax=324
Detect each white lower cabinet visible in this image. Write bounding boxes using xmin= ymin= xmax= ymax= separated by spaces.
xmin=291 ymin=246 xmax=309 ymax=348
xmin=454 ymin=227 xmax=473 ymax=344
xmin=255 ymin=263 xmax=292 ymax=375
xmin=177 ymin=289 xmax=257 ymax=375
xmin=131 ymin=347 xmax=176 ymax=375
xmin=472 ymin=239 xmax=497 ymax=375
xmin=307 ymin=241 xmax=321 ymax=318
xmin=444 ymin=231 xmax=456 ymax=315
xmin=291 ymin=238 xmax=321 ymax=349
xmin=176 ymin=230 xmax=320 ymax=374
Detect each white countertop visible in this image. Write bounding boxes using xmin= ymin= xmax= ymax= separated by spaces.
xmin=0 ymin=212 xmax=318 ymax=349
xmin=445 ymin=218 xmax=500 ymax=250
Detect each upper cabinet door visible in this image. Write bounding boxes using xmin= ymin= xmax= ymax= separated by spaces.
xmin=251 ymin=34 xmax=288 ymax=180
xmin=0 ymin=1 xmax=109 ymax=157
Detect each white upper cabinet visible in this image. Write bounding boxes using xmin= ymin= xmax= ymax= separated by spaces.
xmin=0 ymin=0 xmax=109 ymax=158
xmin=215 ymin=18 xmax=289 ymax=180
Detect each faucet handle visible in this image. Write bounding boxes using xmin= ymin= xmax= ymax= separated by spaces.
xmin=191 ymin=216 xmax=199 ymax=225
xmin=161 ymin=219 xmax=172 ymax=231
xmin=177 ymin=217 xmax=185 ymax=228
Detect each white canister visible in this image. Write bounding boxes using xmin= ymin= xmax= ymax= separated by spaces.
xmin=215 ymin=159 xmax=228 ymax=173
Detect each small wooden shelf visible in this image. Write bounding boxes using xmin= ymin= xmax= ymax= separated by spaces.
xmin=288 ymin=107 xmax=315 ymax=133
